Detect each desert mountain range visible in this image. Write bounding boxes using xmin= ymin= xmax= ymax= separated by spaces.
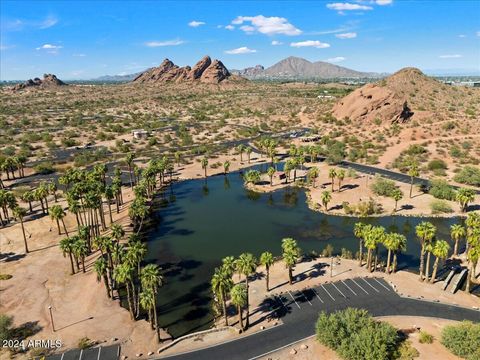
xmin=12 ymin=74 xmax=66 ymax=91
xmin=132 ymin=56 xmax=236 ymax=84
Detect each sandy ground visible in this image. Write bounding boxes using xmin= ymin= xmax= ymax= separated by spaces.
xmin=259 ymin=317 xmax=461 ymax=360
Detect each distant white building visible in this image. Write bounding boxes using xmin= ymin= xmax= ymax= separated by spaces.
xmin=132 ymin=129 xmax=149 ymax=139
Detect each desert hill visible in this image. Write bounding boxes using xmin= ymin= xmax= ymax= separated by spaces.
xmin=133 ymin=56 xmax=239 ymax=84
xmin=332 ymin=67 xmax=472 ymax=124
xmin=12 ymin=74 xmax=66 ymax=91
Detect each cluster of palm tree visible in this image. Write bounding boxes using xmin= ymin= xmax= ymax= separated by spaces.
xmin=236 ymin=145 xmax=253 ymax=164
xmin=456 ymin=188 xmax=476 ymax=213
xmin=353 ymin=222 xmax=407 ymax=274
xmin=211 ymin=238 xmax=301 ymax=331
xmin=255 ymin=138 xmax=278 ymax=165
xmin=0 ymin=155 xmax=27 ymax=187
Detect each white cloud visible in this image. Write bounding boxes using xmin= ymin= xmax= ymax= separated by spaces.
xmin=439 ymin=54 xmax=462 ymax=58
xmin=458 ymin=34 xmax=466 ymax=38
xmin=240 ymin=25 xmax=256 ymax=33
xmin=144 ymin=39 xmax=184 ymax=47
xmin=326 ymin=3 xmax=373 ymax=11
xmin=188 ymin=21 xmax=205 ymax=27
xmin=271 ymin=40 xmax=283 ymax=45
xmin=225 ymin=25 xmax=235 ymax=30
xmin=225 ymin=46 xmax=257 ymax=54
xmin=290 ymin=40 xmax=330 ymax=48
xmin=335 ymin=32 xmax=357 ymax=39
xmin=36 ymin=44 xmax=63 ymax=50
xmin=39 ymin=15 xmax=58 ymax=29
xmin=232 ymin=15 xmax=301 ymax=36
xmin=375 ymin=0 xmax=393 ymax=5
xmin=73 ymin=53 xmax=86 ymax=57
xmin=325 ymin=56 xmax=346 ymax=62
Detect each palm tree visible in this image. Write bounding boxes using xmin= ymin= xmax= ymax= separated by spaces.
xmin=407 ymin=162 xmax=419 ymax=198
xmin=94 ymin=257 xmax=111 ymax=298
xmin=267 ymin=167 xmax=276 ymax=186
xmin=391 ymin=233 xmax=407 ymax=273
xmin=236 ymin=253 xmax=257 ymax=328
xmin=260 ymin=251 xmax=274 ymax=291
xmin=201 ymin=157 xmax=209 ymax=178
xmin=49 ymin=204 xmax=69 ymax=236
xmin=211 ymin=267 xmax=234 ymax=326
xmin=383 ymin=232 xmax=406 ymax=274
xmin=456 ymin=188 xmax=475 ymax=212
xmin=104 ymin=185 xmax=115 ymax=224
xmin=223 ymin=160 xmax=231 ymax=175
xmin=337 ymin=169 xmax=345 ymax=192
xmin=221 ymin=256 xmax=236 ymax=277
xmin=430 ymin=240 xmax=450 ymax=283
xmin=13 ymin=206 xmax=29 ymax=253
xmin=321 ymin=190 xmax=332 ymax=211
xmin=139 ymin=288 xmax=156 ymax=331
xmin=114 ymin=262 xmax=135 ymax=320
xmin=354 ymin=222 xmax=369 ymax=266
xmin=237 ymin=144 xmax=245 ymax=162
xmin=450 ymin=224 xmax=466 ymax=256
xmin=415 ymin=221 xmax=436 ymax=281
xmin=140 ymin=264 xmax=164 ymax=342
xmin=246 ymin=147 xmax=252 ymax=163
xmin=391 ymin=188 xmax=403 ymax=212
xmin=73 ymin=238 xmax=88 ymax=273
xmin=230 ymin=283 xmax=247 ymax=331
xmin=328 ymin=168 xmax=337 ymax=192
xmin=364 ymin=226 xmax=385 ymax=272
xmin=281 ymin=238 xmax=300 ymax=284
xmin=307 ymin=167 xmax=319 ymax=188
xmin=126 ymin=152 xmax=135 ymax=188
xmin=59 ymin=237 xmax=76 ymax=275
xmin=243 ymin=170 xmax=261 ymax=185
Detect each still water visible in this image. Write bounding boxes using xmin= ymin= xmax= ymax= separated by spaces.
xmin=145 ymin=168 xmax=461 ymax=338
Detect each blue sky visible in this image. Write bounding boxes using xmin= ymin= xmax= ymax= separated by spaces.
xmin=1 ymin=0 xmax=479 ymax=80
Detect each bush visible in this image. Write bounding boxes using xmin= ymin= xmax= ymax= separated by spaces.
xmin=454 ymin=166 xmax=480 ymax=187
xmin=419 ymin=330 xmax=434 ymax=344
xmin=34 ymin=162 xmax=55 ymax=175
xmin=441 ymin=321 xmax=480 ymax=359
xmin=77 ymin=337 xmax=93 ymax=349
xmin=397 ymin=340 xmax=419 ymax=360
xmin=371 ymin=176 xmax=397 ymax=197
xmin=430 ymin=200 xmax=453 ymax=214
xmin=316 ymin=308 xmax=399 ymax=360
xmin=322 ymin=244 xmax=334 ymax=257
xmin=0 ymin=314 xmax=13 ymax=342
xmin=427 ymin=159 xmax=447 ymax=171
xmin=428 ymin=179 xmax=456 ymax=201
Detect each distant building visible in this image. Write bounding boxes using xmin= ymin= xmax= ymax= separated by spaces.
xmin=132 ymin=129 xmax=149 ymax=139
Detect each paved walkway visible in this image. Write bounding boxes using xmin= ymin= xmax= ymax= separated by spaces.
xmin=159 ymin=277 xmax=480 ymax=360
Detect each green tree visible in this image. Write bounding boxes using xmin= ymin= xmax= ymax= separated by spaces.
xmin=140 ymin=264 xmax=163 ymax=342
xmin=416 ymin=221 xmax=436 ymax=281
xmin=281 ymin=238 xmax=300 ymax=284
xmin=201 ymin=157 xmax=209 ymax=178
xmin=223 ymin=160 xmax=231 ymax=175
xmin=337 ymin=169 xmax=345 ymax=192
xmin=94 ymin=257 xmax=111 ymax=298
xmin=391 ymin=188 xmax=403 ymax=212
xmin=407 ymin=161 xmax=419 ymax=198
xmin=456 ymin=188 xmax=475 ymax=212
xmin=59 ymin=237 xmax=76 ymax=274
xmin=211 ymin=267 xmax=234 ymax=326
xmin=321 ymin=190 xmax=332 ymax=211
xmin=230 ymin=283 xmax=247 ymax=332
xmin=114 ymin=262 xmax=135 ymax=319
xmin=328 ymin=168 xmax=337 ymax=192
xmin=260 ymin=251 xmax=274 ymax=291
xmin=307 ymin=167 xmax=319 ymax=188
xmin=49 ymin=204 xmax=69 ymax=236
xmin=450 ymin=224 xmax=466 ymax=257
xmin=267 ymin=167 xmax=276 ymax=186
xmin=430 ymin=240 xmax=450 ymax=283
xmin=13 ymin=206 xmax=29 ymax=253
xmin=235 ymin=253 xmax=257 ymax=328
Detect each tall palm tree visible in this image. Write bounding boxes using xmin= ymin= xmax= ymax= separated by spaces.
xmin=267 ymin=167 xmax=276 ymax=186
xmin=94 ymin=257 xmax=111 ymax=298
xmin=126 ymin=152 xmax=135 ymax=188
xmin=415 ymin=221 xmax=436 ymax=281
xmin=307 ymin=167 xmax=319 ymax=188
xmin=49 ymin=204 xmax=69 ymax=236
xmin=281 ymin=238 xmax=300 ymax=284
xmin=260 ymin=251 xmax=274 ymax=291
xmin=450 ymin=224 xmax=466 ymax=257
xmin=223 ymin=160 xmax=231 ymax=175
xmin=114 ymin=262 xmax=135 ymax=320
xmin=391 ymin=188 xmax=403 ymax=212
xmin=139 ymin=288 xmax=156 ymax=331
xmin=337 ymin=169 xmax=345 ymax=192
xmin=391 ymin=233 xmax=407 ymax=273
xmin=235 ymin=253 xmax=257 ymax=328
xmin=236 ymin=144 xmax=245 ymax=162
xmin=364 ymin=226 xmax=385 ymax=272
xmin=201 ymin=157 xmax=209 ymax=178
xmin=353 ymin=222 xmax=369 ymax=266
xmin=13 ymin=206 xmax=29 ymax=253
xmin=407 ymin=161 xmax=419 ymax=198
xmin=73 ymin=238 xmax=88 ymax=273
xmin=221 ymin=256 xmax=236 ymax=277
xmin=321 ymin=190 xmax=332 ymax=211
xmin=456 ymin=188 xmax=475 ymax=213
xmin=328 ymin=168 xmax=337 ymax=192
xmin=246 ymin=147 xmax=252 ymax=163
xmin=230 ymin=283 xmax=247 ymax=332
xmin=59 ymin=237 xmax=76 ymax=275
xmin=430 ymin=240 xmax=450 ymax=283
xmin=140 ymin=264 xmax=164 ymax=342
xmin=211 ymin=267 xmax=233 ymax=326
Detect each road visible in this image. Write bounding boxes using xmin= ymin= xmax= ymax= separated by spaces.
xmin=160 ymin=277 xmax=479 ymax=360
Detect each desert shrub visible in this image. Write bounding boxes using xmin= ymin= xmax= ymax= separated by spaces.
xmin=316 ymin=308 xmax=399 ymax=360
xmin=340 ymin=248 xmax=353 ymax=259
xmin=0 ymin=314 xmax=13 ymax=342
xmin=34 ymin=162 xmax=55 ymax=175
xmin=322 ymin=244 xmax=334 ymax=257
xmin=405 ymin=144 xmax=427 ymax=156
xmin=343 ymin=198 xmax=383 ymax=216
xmin=418 ymin=330 xmax=434 ymax=344
xmin=430 ymin=200 xmax=453 ymax=214
xmin=77 ymin=337 xmax=93 ymax=349
xmin=441 ymin=321 xmax=480 ymax=359
xmin=0 ymin=274 xmax=12 ymax=280
xmin=397 ymin=340 xmax=419 ymax=360
xmin=427 ymin=159 xmax=447 ymax=171
xmin=428 ymin=179 xmax=456 ymax=200
xmin=325 ymin=140 xmax=346 ymax=164
xmin=454 ymin=166 xmax=480 ymax=187
xmin=371 ymin=176 xmax=397 ymax=197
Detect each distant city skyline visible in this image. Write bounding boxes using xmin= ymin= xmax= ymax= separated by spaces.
xmin=1 ymin=0 xmax=479 ymax=80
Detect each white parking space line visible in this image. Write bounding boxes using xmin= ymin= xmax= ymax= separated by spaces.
xmin=351 ymin=279 xmax=369 ymax=294
xmin=331 ymin=282 xmax=347 ymax=298
xmin=288 ymin=291 xmax=301 ymax=309
xmin=373 ymin=278 xmax=391 ymax=291
xmin=320 ymin=284 xmax=336 ymax=301
xmin=97 ymin=348 xmax=102 ymax=360
xmin=301 ymin=291 xmax=313 ymax=306
xmin=79 ymin=349 xmax=83 ymax=360
xmin=341 ymin=280 xmax=357 ymax=296
xmin=311 ymin=288 xmax=324 ymax=303
xmin=361 ymin=278 xmax=380 ymax=292
xmin=60 ymin=354 xmax=65 ymax=360
xmin=276 ymin=295 xmax=288 ymax=309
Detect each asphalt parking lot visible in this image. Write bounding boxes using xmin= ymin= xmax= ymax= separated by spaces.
xmin=42 ymin=344 xmax=120 ymax=360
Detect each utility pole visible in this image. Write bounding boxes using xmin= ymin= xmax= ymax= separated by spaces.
xmin=48 ymin=306 xmax=55 ymax=332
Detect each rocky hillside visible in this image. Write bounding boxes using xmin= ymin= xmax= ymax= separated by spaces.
xmin=231 ymin=65 xmax=265 ymax=78
xmin=332 ymin=67 xmax=470 ymax=124
xmin=12 ymin=74 xmax=66 ymax=91
xmin=133 ymin=56 xmax=236 ymax=84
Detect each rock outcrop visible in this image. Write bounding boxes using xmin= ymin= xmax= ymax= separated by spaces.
xmin=132 ymin=56 xmax=233 ymax=84
xmin=13 ymin=74 xmax=66 ymax=91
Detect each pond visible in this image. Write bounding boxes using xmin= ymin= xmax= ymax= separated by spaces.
xmin=144 ymin=166 xmax=463 ymax=338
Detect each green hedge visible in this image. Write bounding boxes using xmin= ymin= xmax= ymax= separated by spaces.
xmin=441 ymin=321 xmax=480 ymax=360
